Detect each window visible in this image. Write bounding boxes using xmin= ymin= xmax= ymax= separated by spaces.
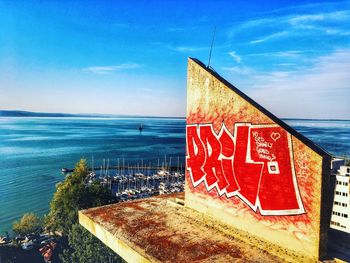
xmin=331 ymin=221 xmax=341 ymax=227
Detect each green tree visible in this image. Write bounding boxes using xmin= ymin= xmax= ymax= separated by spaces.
xmin=45 ymin=158 xmax=120 ymax=262
xmin=60 ymin=224 xmax=121 ymax=263
xmin=13 ymin=213 xmax=42 ymax=236
xmin=46 ymin=159 xmax=113 ymax=234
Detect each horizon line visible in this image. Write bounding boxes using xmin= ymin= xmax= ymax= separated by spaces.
xmin=1 ymin=109 xmax=350 ymax=121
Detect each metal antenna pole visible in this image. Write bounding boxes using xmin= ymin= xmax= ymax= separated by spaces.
xmin=207 ymin=26 xmax=217 ymax=68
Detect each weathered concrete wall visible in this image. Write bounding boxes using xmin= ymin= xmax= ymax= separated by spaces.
xmin=185 ymin=58 xmax=331 ymax=261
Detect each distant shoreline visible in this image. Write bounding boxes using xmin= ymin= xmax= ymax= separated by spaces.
xmin=0 ymin=110 xmax=185 ymax=119
xmin=0 ymin=110 xmax=349 ymax=121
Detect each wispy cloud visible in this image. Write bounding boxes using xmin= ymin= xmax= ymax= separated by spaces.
xmin=257 ymin=1 xmax=347 ymax=17
xmin=83 ymin=63 xmax=141 ymax=74
xmin=229 ymin=9 xmax=350 ymax=44
xmin=229 ymin=51 xmax=241 ymax=63
xmin=171 ymin=46 xmax=209 ymax=52
xmin=247 ymin=50 xmax=304 ymax=58
xmin=287 ymin=10 xmax=350 ymax=35
xmin=275 ymin=51 xmax=303 ymax=57
xmin=222 ymin=66 xmax=254 ymax=75
xmin=167 ymin=26 xmax=197 ymax=32
xmin=248 ymin=49 xmax=350 ymax=90
xmin=250 ymin=31 xmax=289 ymax=44
xmin=234 ymin=10 xmax=350 ymax=31
xmin=288 ymin=10 xmax=350 ymax=25
xmin=244 ymin=49 xmax=350 ymax=118
xmin=276 ymin=63 xmax=296 ymax=66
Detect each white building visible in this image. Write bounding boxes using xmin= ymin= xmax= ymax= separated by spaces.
xmin=330 ymin=164 xmax=350 ymax=233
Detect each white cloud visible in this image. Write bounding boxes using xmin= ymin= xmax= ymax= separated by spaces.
xmin=238 ymin=18 xmax=275 ymax=30
xmin=288 ymin=10 xmax=350 ymax=25
xmin=247 ymin=50 xmax=304 ymax=58
xmin=229 ymin=9 xmax=350 ymax=43
xmin=167 ymin=26 xmax=197 ymax=32
xmin=169 ymin=43 xmax=230 ymax=53
xmin=223 ymin=66 xmax=254 ymax=75
xmin=83 ymin=63 xmax=141 ymax=74
xmin=288 ymin=14 xmax=325 ymax=25
xmin=229 ymin=51 xmax=241 ymax=63
xmin=250 ymin=31 xmax=289 ymax=44
xmin=172 ymin=46 xmax=209 ymax=52
xmin=235 ymin=10 xmax=350 ymax=31
xmin=275 ymin=51 xmax=303 ymax=57
xmin=243 ymin=49 xmax=350 ymax=119
xmin=276 ymin=63 xmax=296 ymax=66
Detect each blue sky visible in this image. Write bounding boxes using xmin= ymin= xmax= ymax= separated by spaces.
xmin=0 ymin=1 xmax=349 ymax=118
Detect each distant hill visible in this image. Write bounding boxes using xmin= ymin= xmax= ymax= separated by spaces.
xmin=0 ymin=110 xmax=184 ymax=119
xmin=0 ymin=110 xmax=79 ymax=117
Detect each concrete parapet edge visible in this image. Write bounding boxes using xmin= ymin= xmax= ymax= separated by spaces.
xmin=78 ymin=211 xmax=153 ymax=263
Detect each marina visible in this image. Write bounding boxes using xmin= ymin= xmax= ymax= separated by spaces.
xmin=78 ymin=157 xmax=185 ymax=202
xmin=91 ymin=168 xmax=185 ymax=201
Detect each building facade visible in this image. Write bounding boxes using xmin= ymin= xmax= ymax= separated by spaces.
xmin=331 ymin=165 xmax=350 ymax=233
xmin=185 ymin=58 xmax=331 ymax=261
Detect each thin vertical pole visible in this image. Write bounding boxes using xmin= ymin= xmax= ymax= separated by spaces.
xmin=207 ymin=26 xmax=217 ymax=68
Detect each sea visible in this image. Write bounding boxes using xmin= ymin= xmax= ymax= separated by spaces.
xmin=0 ymin=117 xmax=349 ymax=234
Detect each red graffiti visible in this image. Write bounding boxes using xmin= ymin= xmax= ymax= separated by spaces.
xmin=186 ymin=123 xmax=305 ymax=216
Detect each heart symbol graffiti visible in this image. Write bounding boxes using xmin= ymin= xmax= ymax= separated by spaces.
xmin=271 ymin=132 xmax=281 ymax=141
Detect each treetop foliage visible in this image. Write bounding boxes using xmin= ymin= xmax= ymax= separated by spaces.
xmin=13 ymin=213 xmax=42 ymax=236
xmin=46 ymin=159 xmax=113 ymax=234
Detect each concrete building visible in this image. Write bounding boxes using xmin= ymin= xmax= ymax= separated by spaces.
xmin=331 ymin=164 xmax=350 ymax=233
xmin=79 ymin=58 xmax=334 ymax=262
xmin=331 ymin=158 xmax=345 ymax=173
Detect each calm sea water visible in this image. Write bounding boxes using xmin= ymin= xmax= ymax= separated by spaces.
xmin=0 ymin=117 xmax=349 ymax=234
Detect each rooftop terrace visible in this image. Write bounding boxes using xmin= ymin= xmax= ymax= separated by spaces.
xmin=79 ymin=193 xmax=325 ymax=263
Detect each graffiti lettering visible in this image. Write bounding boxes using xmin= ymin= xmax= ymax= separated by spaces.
xmin=186 ymin=123 xmax=305 ymax=216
